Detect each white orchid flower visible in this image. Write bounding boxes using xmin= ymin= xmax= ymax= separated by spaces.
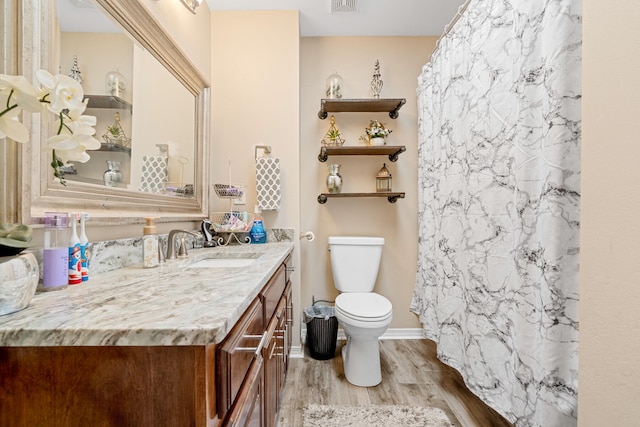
xmin=0 ymin=74 xmax=42 ymax=143
xmin=0 ymin=107 xmax=30 ymax=143
xmin=36 ymin=70 xmax=85 ymax=114
xmin=1 ymin=70 xmax=99 ymax=184
xmin=47 ymin=107 xmax=100 ymax=162
xmin=0 ymin=74 xmax=42 ymax=113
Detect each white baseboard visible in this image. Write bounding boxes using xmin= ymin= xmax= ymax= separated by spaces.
xmin=289 ymin=345 xmax=305 ymax=359
xmin=300 ymin=327 xmax=425 ymax=344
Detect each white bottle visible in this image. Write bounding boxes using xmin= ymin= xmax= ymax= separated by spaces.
xmin=68 ymin=213 xmax=82 ymax=285
xmin=79 ymin=213 xmax=89 ymax=282
xmin=143 ymin=217 xmax=159 ymax=268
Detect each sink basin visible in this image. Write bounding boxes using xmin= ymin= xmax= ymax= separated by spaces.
xmin=189 ymin=258 xmax=256 ymax=268
xmin=187 ymin=252 xmax=262 ymax=268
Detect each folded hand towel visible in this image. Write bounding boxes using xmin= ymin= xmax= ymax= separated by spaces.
xmin=138 ymin=155 xmax=168 ymax=193
xmin=256 ymin=157 xmax=281 ymax=211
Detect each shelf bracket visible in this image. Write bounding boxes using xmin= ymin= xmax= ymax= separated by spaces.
xmin=318 ymin=147 xmax=328 ymax=162
xmin=317 ymin=194 xmax=328 ymax=204
xmin=389 ymin=146 xmax=406 ymax=162
xmin=387 ymin=194 xmax=403 ymax=203
xmin=388 ymin=99 xmax=406 ymax=119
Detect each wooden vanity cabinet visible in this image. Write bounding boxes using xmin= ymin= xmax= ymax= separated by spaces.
xmin=218 ymin=253 xmax=294 ymax=427
xmin=263 ymin=297 xmax=287 ymax=427
xmin=216 ymin=297 xmax=265 ymax=421
xmin=220 ymin=355 xmax=264 ymax=427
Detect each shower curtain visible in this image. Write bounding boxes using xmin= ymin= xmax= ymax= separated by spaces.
xmin=411 ymin=1 xmax=581 ymax=425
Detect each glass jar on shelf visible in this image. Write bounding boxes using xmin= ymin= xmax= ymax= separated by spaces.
xmin=105 ymin=68 xmax=126 ymax=98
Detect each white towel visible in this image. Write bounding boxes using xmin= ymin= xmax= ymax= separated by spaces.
xmin=256 ymin=157 xmax=281 ymax=211
xmin=138 ymin=155 xmax=168 ymax=193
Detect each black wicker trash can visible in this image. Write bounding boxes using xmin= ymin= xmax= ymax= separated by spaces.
xmin=303 ymin=305 xmax=338 ymax=360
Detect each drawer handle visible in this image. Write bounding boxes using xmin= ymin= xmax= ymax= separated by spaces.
xmin=285 ymin=266 xmax=295 ymax=272
xmin=236 ymin=333 xmax=268 ymax=357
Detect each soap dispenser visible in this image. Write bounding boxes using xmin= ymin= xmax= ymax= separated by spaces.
xmin=143 ymin=217 xmax=159 ymax=268
xmin=249 ymin=206 xmax=267 ymax=244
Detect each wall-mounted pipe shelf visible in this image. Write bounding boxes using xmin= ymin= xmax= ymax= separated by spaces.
xmin=318 ymin=98 xmax=406 ymax=119
xmin=317 ymin=192 xmax=405 ymax=204
xmin=84 ymin=95 xmax=133 ymax=112
xmin=97 ymin=142 xmax=131 ymax=155
xmin=319 ymin=145 xmax=406 ymax=162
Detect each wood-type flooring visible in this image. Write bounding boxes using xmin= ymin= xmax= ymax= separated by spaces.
xmin=278 ymin=339 xmax=513 ymax=427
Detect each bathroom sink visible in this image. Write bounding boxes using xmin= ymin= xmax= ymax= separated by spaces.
xmin=187 ymin=252 xmax=262 ymax=268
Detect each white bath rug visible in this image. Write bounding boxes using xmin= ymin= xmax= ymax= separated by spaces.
xmin=302 ymin=404 xmax=455 ymax=427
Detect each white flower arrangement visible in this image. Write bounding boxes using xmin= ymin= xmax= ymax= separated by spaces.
xmin=359 ymin=119 xmax=392 ymax=143
xmin=0 ymin=70 xmax=99 ymax=184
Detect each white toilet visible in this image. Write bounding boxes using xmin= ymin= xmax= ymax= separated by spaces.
xmin=329 ymin=236 xmax=393 ymax=387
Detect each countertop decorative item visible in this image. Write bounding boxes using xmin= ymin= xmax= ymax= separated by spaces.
xmin=325 ymin=70 xmax=343 ymax=99
xmin=0 ymin=252 xmax=39 ymax=316
xmin=0 ymin=224 xmax=34 ymax=257
xmin=360 ymin=119 xmax=392 ymax=146
xmin=322 ymin=115 xmax=345 ymax=146
xmin=370 ymin=59 xmax=383 ymax=99
xmin=42 ymin=212 xmax=69 ymax=292
xmin=0 ymin=70 xmax=100 ymax=185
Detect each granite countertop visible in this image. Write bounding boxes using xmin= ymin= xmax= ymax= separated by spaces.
xmin=0 ymin=242 xmax=293 ymax=347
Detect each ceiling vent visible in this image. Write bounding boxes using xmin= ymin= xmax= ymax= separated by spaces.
xmin=331 ymin=0 xmax=357 ymax=13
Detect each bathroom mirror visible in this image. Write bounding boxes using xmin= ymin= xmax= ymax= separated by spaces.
xmin=8 ymin=0 xmax=210 ymax=224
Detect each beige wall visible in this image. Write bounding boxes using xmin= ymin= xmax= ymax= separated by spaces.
xmin=300 ymin=37 xmax=437 ymax=329
xmin=579 ymin=0 xmax=640 ymax=424
xmin=210 ymin=10 xmax=301 ymax=342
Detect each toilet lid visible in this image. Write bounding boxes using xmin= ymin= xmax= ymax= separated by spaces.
xmin=335 ymin=293 xmax=392 ymax=319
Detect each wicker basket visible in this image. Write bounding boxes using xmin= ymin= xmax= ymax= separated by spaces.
xmin=213 ymin=184 xmax=245 ymax=199
xmin=210 ymin=212 xmax=254 ymax=233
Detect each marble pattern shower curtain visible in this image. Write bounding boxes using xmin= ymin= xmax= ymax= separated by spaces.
xmin=411 ymin=1 xmax=581 ymax=425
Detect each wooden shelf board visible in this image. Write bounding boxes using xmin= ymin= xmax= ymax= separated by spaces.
xmin=85 ymin=95 xmax=133 ymax=112
xmin=318 ymin=145 xmax=406 ymax=162
xmin=318 ymin=98 xmax=406 ymax=119
xmin=322 ymin=145 xmax=405 ymax=156
xmin=317 ymin=192 xmax=405 ymax=204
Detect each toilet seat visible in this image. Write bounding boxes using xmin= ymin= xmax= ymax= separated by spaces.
xmin=335 ymin=293 xmax=392 ymax=322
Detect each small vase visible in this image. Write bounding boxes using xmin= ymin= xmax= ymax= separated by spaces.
xmin=103 ymin=160 xmax=123 ymax=187
xmin=326 ymin=164 xmax=343 ymax=194
xmin=0 ymin=253 xmax=39 ymax=316
xmin=370 ymin=137 xmax=386 ymax=146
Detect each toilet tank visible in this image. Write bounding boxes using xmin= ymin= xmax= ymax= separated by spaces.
xmin=329 ymin=236 xmax=384 ymax=293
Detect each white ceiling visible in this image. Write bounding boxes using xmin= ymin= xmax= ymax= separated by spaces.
xmin=57 ymin=0 xmax=467 ymax=38
xmin=205 ymin=0 xmax=467 ymax=37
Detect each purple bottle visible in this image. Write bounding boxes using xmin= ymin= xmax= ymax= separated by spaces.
xmin=42 ymin=212 xmax=69 ymax=291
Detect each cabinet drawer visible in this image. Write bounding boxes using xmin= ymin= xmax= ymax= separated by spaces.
xmin=260 ymin=264 xmax=286 ymax=322
xmin=217 ymin=297 xmax=264 ymax=420
xmin=220 ymin=354 xmax=263 ymax=427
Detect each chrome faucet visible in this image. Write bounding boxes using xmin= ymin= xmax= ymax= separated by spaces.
xmin=166 ymin=230 xmax=198 ymax=260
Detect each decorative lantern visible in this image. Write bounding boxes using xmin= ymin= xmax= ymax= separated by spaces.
xmin=376 ymin=163 xmax=392 ymax=192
